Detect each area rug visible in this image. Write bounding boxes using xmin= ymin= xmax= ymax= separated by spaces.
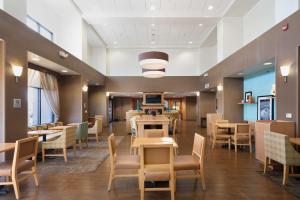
xmin=257 ymin=171 xmax=300 ymax=198
xmin=37 ymin=136 xmax=124 ymax=174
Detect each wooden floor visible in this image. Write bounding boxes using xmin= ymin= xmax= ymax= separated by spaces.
xmin=1 ymin=121 xmax=298 ymax=200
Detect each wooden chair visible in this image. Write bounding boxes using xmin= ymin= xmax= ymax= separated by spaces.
xmin=174 ymin=133 xmax=206 ymax=190
xmin=172 ymin=119 xmax=178 ymax=155
xmin=95 ymin=115 xmax=103 ymax=132
xmin=0 ymin=137 xmax=39 ymax=199
xmin=42 ymin=126 xmax=77 ymax=162
xmin=88 ymin=119 xmax=102 ymax=143
xmin=144 ymin=129 xmax=165 ymax=138
xmin=107 ymin=134 xmax=140 ymax=191
xmin=231 ymin=124 xmax=252 ymax=152
xmin=264 ymin=131 xmax=300 ymax=185
xmin=75 ymin=122 xmax=89 ymax=149
xmin=139 ymin=143 xmax=175 ymax=200
xmin=55 ymin=121 xmax=64 ymax=126
xmin=130 ymin=116 xmax=138 ymax=155
xmin=211 ymin=123 xmax=231 ymax=150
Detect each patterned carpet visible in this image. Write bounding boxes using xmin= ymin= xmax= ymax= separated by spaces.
xmin=37 ymin=136 xmax=124 ymax=174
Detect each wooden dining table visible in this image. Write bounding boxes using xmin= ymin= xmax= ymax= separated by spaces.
xmin=27 ymin=130 xmax=61 ymax=141
xmin=132 ymin=137 xmax=178 ymax=148
xmin=49 ymin=125 xmax=73 ymax=130
xmin=135 ymin=115 xmax=170 ymax=137
xmin=290 ymin=138 xmax=300 ymax=146
xmin=0 ymin=143 xmax=15 ymax=153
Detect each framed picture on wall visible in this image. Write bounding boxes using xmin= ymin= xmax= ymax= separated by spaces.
xmin=245 ymin=91 xmax=252 ymax=103
xmin=257 ymin=95 xmax=275 ymax=120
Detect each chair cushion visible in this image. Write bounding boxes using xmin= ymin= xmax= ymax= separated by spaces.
xmin=0 ymin=160 xmax=34 ymax=176
xmin=174 ymin=155 xmax=199 ymax=171
xmin=144 ymin=170 xmax=170 ymax=181
xmin=114 ymin=155 xmax=140 ymax=170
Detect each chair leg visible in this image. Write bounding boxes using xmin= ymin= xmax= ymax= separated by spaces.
xmin=32 ymin=167 xmax=39 ymax=186
xmin=170 ymin=177 xmax=175 ymax=200
xmin=12 ymin=177 xmax=20 ymax=200
xmin=283 ymin=164 xmax=289 ymax=185
xmin=63 ymin=148 xmax=68 ymax=163
xmin=234 ymin=141 xmax=237 ymax=153
xmin=212 ymin=140 xmax=215 ymax=149
xmin=73 ymin=145 xmax=76 ymax=158
xmin=200 ymin=167 xmax=206 ymax=190
xmin=249 ymin=142 xmax=252 ymax=153
xmin=96 ymin=133 xmax=99 ymax=143
xmin=79 ymin=140 xmax=82 ymax=150
xmin=263 ymin=157 xmax=268 ymax=174
xmin=140 ymin=178 xmax=145 ymax=200
xmin=42 ymin=148 xmax=45 ymax=163
xmin=174 ymin=172 xmax=177 ymax=192
xmin=107 ymin=170 xmax=114 ymax=191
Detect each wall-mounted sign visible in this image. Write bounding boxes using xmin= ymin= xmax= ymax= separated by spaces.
xmin=204 ymin=83 xmax=210 ymax=89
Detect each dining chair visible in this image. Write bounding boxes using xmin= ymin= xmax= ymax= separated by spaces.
xmin=95 ymin=115 xmax=103 ymax=132
xmin=130 ymin=116 xmax=138 ymax=155
xmin=231 ymin=124 xmax=252 ymax=152
xmin=75 ymin=122 xmax=89 ymax=149
xmin=47 ymin=123 xmax=56 ymax=129
xmin=0 ymin=137 xmax=39 ymax=199
xmin=36 ymin=125 xmax=43 ymax=130
xmin=55 ymin=121 xmax=64 ymax=126
xmin=42 ymin=126 xmax=77 ymax=162
xmin=88 ymin=119 xmax=102 ymax=143
xmin=144 ymin=129 xmax=165 ymax=138
xmin=139 ymin=143 xmax=175 ymax=200
xmin=107 ymin=134 xmax=140 ymax=191
xmin=172 ymin=119 xmax=178 ymax=155
xmin=174 ymin=133 xmax=206 ymax=190
xmin=211 ymin=123 xmax=231 ymax=150
xmin=264 ymin=131 xmax=300 ymax=185
xmin=41 ymin=124 xmax=48 ymax=130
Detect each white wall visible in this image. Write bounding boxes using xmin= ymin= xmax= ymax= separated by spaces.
xmin=243 ymin=0 xmax=275 ymax=45
xmin=107 ymin=48 xmax=200 ymax=76
xmin=88 ymin=47 xmax=107 ymax=75
xmin=199 ymin=45 xmax=217 ymax=75
xmin=275 ymin=0 xmax=299 ymax=23
xmin=2 ymin=0 xmax=27 ymax=23
xmin=0 ymin=0 xmax=3 ymax=10
xmin=217 ymin=17 xmax=243 ymax=62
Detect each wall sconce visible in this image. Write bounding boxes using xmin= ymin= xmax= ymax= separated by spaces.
xmin=217 ymin=84 xmax=223 ymax=92
xmin=196 ymin=91 xmax=200 ymax=97
xmin=106 ymin=92 xmax=110 ymax=97
xmin=82 ymin=85 xmax=88 ymax=92
xmin=12 ymin=65 xmax=23 ymax=83
xmin=280 ymin=65 xmax=290 ymax=83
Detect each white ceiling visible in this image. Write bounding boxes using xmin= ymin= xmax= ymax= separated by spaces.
xmin=73 ymin=0 xmax=236 ymax=48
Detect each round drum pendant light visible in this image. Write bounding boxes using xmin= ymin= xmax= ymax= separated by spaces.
xmin=139 ymin=51 xmax=169 ymax=78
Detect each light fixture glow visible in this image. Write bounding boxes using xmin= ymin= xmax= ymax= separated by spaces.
xmin=142 ymin=70 xmax=165 ymax=78
xmin=82 ymin=85 xmax=88 ymax=92
xmin=203 ymin=73 xmax=208 ymax=77
xmin=208 ymin=5 xmax=214 ymax=10
xmin=264 ymin=62 xmax=273 ymax=66
xmin=12 ymin=65 xmax=23 ymax=83
xmin=189 ymin=41 xmax=193 ymax=44
xmin=280 ymin=65 xmax=290 ymax=82
xmin=217 ymin=84 xmax=223 ymax=91
xmin=106 ymin=92 xmax=110 ymax=97
xmin=61 ymin=70 xmax=68 ymax=73
xmin=139 ymin=51 xmax=168 ymax=78
xmin=151 ymin=23 xmax=155 ymax=27
xmin=199 ymin=24 xmax=203 ymax=26
xmin=113 ymin=41 xmax=118 ymax=45
xmin=150 ymin=5 xmax=156 ymax=11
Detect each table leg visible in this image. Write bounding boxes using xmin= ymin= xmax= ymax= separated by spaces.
xmin=163 ymin=124 xmax=168 ymax=137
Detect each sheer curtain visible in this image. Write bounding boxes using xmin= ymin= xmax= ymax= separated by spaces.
xmin=40 ymin=72 xmax=60 ymax=121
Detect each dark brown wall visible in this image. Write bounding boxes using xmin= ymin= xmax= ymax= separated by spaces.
xmin=223 ymin=78 xmax=244 ymax=122
xmin=112 ymin=97 xmax=132 ymax=121
xmin=88 ymin=86 xmax=108 ymax=126
xmin=0 ymin=40 xmax=4 ymax=147
xmin=182 ymin=96 xmax=197 ymax=121
xmin=59 ymin=76 xmax=83 ymax=124
xmin=105 ymin=76 xmax=200 ymax=92
xmin=199 ymin=92 xmax=216 ymax=118
xmin=200 ymin=10 xmax=300 ymax=135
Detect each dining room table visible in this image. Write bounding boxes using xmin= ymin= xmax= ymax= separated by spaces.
xmin=135 ymin=115 xmax=170 ymax=137
xmin=0 ymin=143 xmax=15 ymax=153
xmin=27 ymin=130 xmax=61 ymax=141
xmin=49 ymin=125 xmax=73 ymax=130
xmin=131 ymin=137 xmax=178 ymax=149
xmin=289 ymin=138 xmax=300 ymax=146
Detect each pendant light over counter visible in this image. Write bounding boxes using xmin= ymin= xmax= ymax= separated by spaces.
xmin=138 ymin=51 xmax=169 ymax=78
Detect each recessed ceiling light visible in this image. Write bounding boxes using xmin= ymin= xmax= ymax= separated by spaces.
xmin=150 ymin=5 xmax=156 ymax=11
xmin=103 ymin=23 xmax=107 ymax=26
xmin=199 ymin=23 xmax=203 ymax=26
xmin=189 ymin=41 xmax=193 ymax=44
xmin=238 ymin=72 xmax=244 ymax=75
xmin=151 ymin=23 xmax=155 ymax=27
xmin=113 ymin=41 xmax=118 ymax=45
xmin=264 ymin=62 xmax=273 ymax=65
xmin=61 ymin=70 xmax=68 ymax=73
xmin=208 ymin=5 xmax=214 ymax=10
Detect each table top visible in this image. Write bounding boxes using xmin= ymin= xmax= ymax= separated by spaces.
xmin=290 ymin=138 xmax=300 ymax=146
xmin=215 ymin=123 xmax=247 ymax=128
xmin=49 ymin=125 xmax=73 ymax=130
xmin=28 ymin=129 xmax=61 ymax=136
xmin=0 ymin=143 xmax=15 ymax=153
xmin=132 ymin=137 xmax=178 ymax=148
xmin=135 ymin=115 xmax=170 ymax=123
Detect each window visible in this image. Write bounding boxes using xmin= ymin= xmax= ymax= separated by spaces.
xmin=26 ymin=16 xmax=53 ymax=41
xmin=28 ymin=87 xmax=54 ymax=126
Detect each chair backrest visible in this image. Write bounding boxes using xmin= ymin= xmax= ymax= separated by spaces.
xmin=192 ymin=133 xmax=205 ymax=164
xmin=108 ymin=134 xmax=117 ymax=168
xmin=95 ymin=115 xmax=103 ymax=121
xmin=144 ymin=129 xmax=165 ymax=138
xmin=36 ymin=125 xmax=43 ymax=130
xmin=47 ymin=123 xmax=56 ymax=128
xmin=216 ymin=120 xmax=229 ymax=124
xmin=61 ymin=126 xmax=77 ymax=147
xmin=130 ymin=116 xmax=137 ymax=131
xmin=172 ymin=119 xmax=177 ymax=138
xmin=55 ymin=121 xmax=64 ymax=126
xmin=12 ymin=137 xmax=39 ymax=176
xmin=76 ymin=122 xmax=88 ymax=140
xmin=94 ymin=119 xmax=102 ymax=133
xmin=140 ymin=144 xmax=173 ymax=171
xmin=264 ymin=131 xmax=300 ymax=165
xmin=234 ymin=124 xmax=250 ymax=139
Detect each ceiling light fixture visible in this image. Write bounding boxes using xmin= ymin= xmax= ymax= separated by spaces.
xmin=61 ymin=70 xmax=68 ymax=73
xmin=139 ymin=51 xmax=169 ymax=78
xmin=208 ymin=5 xmax=214 ymax=10
xmin=189 ymin=41 xmax=193 ymax=44
xmin=264 ymin=62 xmax=273 ymax=66
xmin=113 ymin=41 xmax=118 ymax=45
xmin=150 ymin=5 xmax=156 ymax=11
xmin=199 ymin=24 xmax=203 ymax=26
xmin=151 ymin=23 xmax=155 ymax=27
